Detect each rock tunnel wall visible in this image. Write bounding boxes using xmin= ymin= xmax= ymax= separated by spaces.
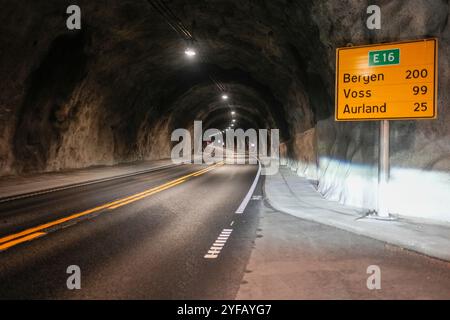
xmin=282 ymin=0 xmax=450 ymax=223
xmin=0 ymin=1 xmax=182 ymax=175
xmin=0 ymin=0 xmax=313 ymax=176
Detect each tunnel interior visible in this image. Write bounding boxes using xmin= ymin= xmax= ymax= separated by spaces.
xmin=1 ymin=0 xmax=327 ymax=171
xmin=0 ymin=0 xmax=449 ymax=222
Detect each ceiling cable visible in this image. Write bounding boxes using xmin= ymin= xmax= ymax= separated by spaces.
xmin=208 ymin=74 xmax=226 ymax=92
xmin=148 ymin=0 xmax=193 ymax=40
xmin=154 ymin=0 xmax=193 ymax=38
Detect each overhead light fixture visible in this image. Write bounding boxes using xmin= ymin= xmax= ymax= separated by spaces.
xmin=222 ymin=94 xmax=229 ymax=100
xmin=231 ymin=111 xmax=235 ymax=115
xmin=232 ymin=119 xmax=236 ymax=123
xmin=231 ymin=123 xmax=234 ymax=127
xmin=184 ymin=48 xmax=196 ymax=57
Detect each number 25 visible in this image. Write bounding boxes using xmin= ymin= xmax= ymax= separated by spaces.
xmin=414 ymin=102 xmax=427 ymax=112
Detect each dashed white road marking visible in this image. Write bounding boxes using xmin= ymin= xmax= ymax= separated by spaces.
xmin=204 ymin=229 xmax=233 ymax=259
xmin=213 ymin=243 xmax=225 ymax=247
xmin=230 ymin=221 xmax=234 ymax=226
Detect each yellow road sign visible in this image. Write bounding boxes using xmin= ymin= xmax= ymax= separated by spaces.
xmin=335 ymin=39 xmax=438 ymax=121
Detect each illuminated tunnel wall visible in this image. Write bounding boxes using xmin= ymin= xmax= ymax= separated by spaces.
xmin=280 ymin=1 xmax=450 ymax=222
xmin=0 ymin=1 xmax=449 ymax=222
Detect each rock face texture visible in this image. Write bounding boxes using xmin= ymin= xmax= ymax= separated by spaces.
xmin=0 ymin=0 xmax=302 ymax=175
xmin=310 ymin=0 xmax=450 ymax=222
xmin=0 ymin=1 xmax=449 ymax=221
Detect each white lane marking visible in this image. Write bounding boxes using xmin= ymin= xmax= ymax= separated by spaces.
xmin=251 ymin=195 xmax=263 ymax=200
xmin=230 ymin=221 xmax=234 ymax=226
xmin=235 ymin=160 xmax=262 ymax=214
xmin=204 ymin=229 xmax=233 ymax=259
xmin=213 ymin=243 xmax=225 ymax=247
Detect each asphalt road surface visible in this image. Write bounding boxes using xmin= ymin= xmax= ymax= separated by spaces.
xmin=0 ymin=163 xmax=262 ymax=299
xmin=2 ymin=162 xmax=449 ymax=300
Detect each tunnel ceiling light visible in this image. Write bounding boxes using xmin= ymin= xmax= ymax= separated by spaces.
xmin=231 ymin=111 xmax=235 ymax=115
xmin=184 ymin=48 xmax=196 ymax=57
xmin=222 ymin=94 xmax=229 ymax=100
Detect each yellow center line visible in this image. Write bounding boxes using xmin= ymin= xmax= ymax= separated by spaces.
xmin=108 ymin=180 xmax=186 ymax=209
xmin=0 ymin=163 xmax=224 ymax=248
xmin=106 ymin=177 xmax=188 ymax=208
xmin=193 ymin=166 xmax=219 ymax=176
xmin=0 ymin=232 xmax=46 ymax=251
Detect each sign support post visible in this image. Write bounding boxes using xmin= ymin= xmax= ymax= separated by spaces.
xmin=377 ymin=120 xmax=390 ymax=218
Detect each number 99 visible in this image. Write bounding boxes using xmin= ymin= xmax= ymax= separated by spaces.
xmin=413 ymin=85 xmax=427 ymax=95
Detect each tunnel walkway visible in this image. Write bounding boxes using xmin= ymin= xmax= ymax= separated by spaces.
xmin=236 ymin=203 xmax=450 ymax=299
xmin=0 ymin=159 xmax=176 ymax=201
xmin=263 ymin=167 xmax=450 ymax=261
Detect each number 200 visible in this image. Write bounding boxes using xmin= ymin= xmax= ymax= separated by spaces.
xmin=406 ymin=69 xmax=428 ymax=79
